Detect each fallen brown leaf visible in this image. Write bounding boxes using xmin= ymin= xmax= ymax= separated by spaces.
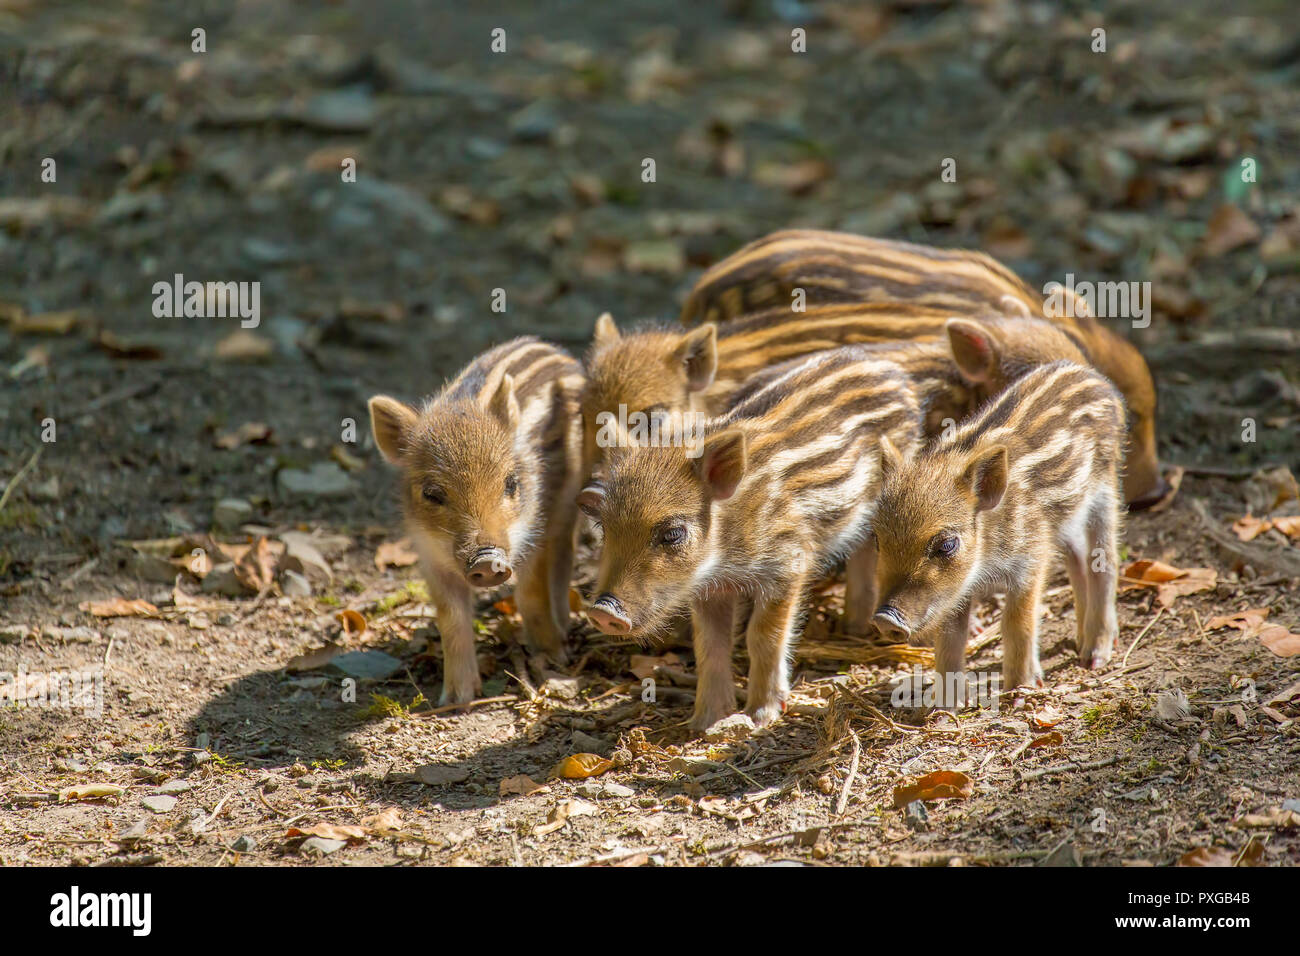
xmin=234 ymin=536 xmax=276 ymax=592
xmin=214 ymin=422 xmax=273 ymax=449
xmin=551 ymin=753 xmax=614 ymax=780
xmin=892 ymin=770 xmax=974 ymax=808
xmin=287 ymin=823 xmax=367 ymax=843
xmin=500 ymin=774 xmax=546 ymax=797
xmin=374 ymin=538 xmax=419 ymax=571
xmin=79 ymin=598 xmax=158 ymax=618
xmin=1028 ymin=731 xmax=1065 ymax=749
xmin=1202 ymin=203 xmax=1261 ymax=257
xmin=335 ymin=608 xmax=367 ymax=636
xmin=1120 ymin=559 xmax=1216 ymax=607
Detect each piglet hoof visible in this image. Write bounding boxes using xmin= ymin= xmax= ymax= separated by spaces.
xmin=745 ymin=700 xmax=786 ymax=729
xmin=438 ymin=678 xmax=480 ymax=708
xmin=1080 ymin=647 xmax=1112 ymax=670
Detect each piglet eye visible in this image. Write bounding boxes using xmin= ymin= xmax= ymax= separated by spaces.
xmin=933 ymin=535 xmax=959 ymax=557
xmin=659 ymin=525 xmax=687 ymax=547
xmin=504 ymin=474 xmax=519 ymax=497
xmin=422 ymin=485 xmax=446 ymax=506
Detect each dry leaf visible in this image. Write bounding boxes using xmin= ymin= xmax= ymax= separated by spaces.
xmin=335 ymin=608 xmax=367 ymax=636
xmin=361 ymin=807 xmax=403 ymax=832
xmin=287 ymin=823 xmax=367 ymax=843
xmin=1271 ymin=515 xmax=1300 ymax=538
xmin=1202 ymin=204 xmax=1261 ymax=257
xmin=79 ymin=598 xmax=158 ymax=618
xmin=374 ymin=538 xmax=419 ymax=571
xmin=1206 ymin=607 xmax=1270 ymax=635
xmin=330 ymin=444 xmax=366 ymax=472
xmin=59 ymin=784 xmax=126 ymax=803
xmin=234 ymin=536 xmax=275 ymax=592
xmin=1177 ymin=839 xmax=1264 ymax=867
xmin=214 ymin=422 xmax=273 ymax=449
xmin=534 ymin=798 xmax=598 ymax=836
xmin=892 ymin=770 xmax=974 ymax=808
xmin=1259 ymin=625 xmax=1300 ymax=658
xmin=285 ymin=644 xmax=342 ymax=672
xmin=1120 ymin=559 xmax=1216 ymax=607
xmin=214 ymin=330 xmax=273 ymax=362
xmin=492 ymin=596 xmax=518 ymax=615
xmin=628 ymin=652 xmax=682 ymax=680
xmin=1028 ymin=731 xmax=1065 ymax=749
xmin=551 ymin=753 xmax=614 ymax=779
xmin=1231 ymin=514 xmax=1271 ymax=542
xmin=499 ymin=774 xmax=546 ymax=797
xmin=752 ymin=159 xmax=833 ymax=195
xmin=1030 ymin=705 xmax=1065 ymax=729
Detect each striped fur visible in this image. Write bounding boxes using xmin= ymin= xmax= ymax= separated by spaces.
xmin=678 ymin=229 xmax=1162 ymax=507
xmin=582 ymin=311 xmax=1085 ymax=471
xmin=870 ymin=361 xmax=1126 ymax=704
xmin=369 ymin=337 xmax=585 ymax=704
xmin=580 ymin=350 xmax=922 ymax=730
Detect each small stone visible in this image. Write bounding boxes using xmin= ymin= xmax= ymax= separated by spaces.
xmin=141 ymin=794 xmax=178 ymax=813
xmin=280 ymin=569 xmax=312 ymax=597
xmin=416 ymin=763 xmax=472 ymax=786
xmin=127 ymin=550 xmax=179 ymax=583
xmin=509 ymin=101 xmax=559 ymax=143
xmin=202 ymin=562 xmax=250 ymax=597
xmin=300 ymin=836 xmax=347 ymax=856
xmin=1039 ymin=842 xmax=1082 ymax=867
xmin=276 ymin=463 xmax=354 ymax=500
xmin=601 ymin=783 xmax=635 ymax=799
xmin=212 ymin=497 xmax=253 ymax=532
xmin=0 ymin=624 xmax=29 ymax=644
xmin=28 ymin=475 xmax=59 ymax=502
xmin=278 ymin=532 xmax=333 ymax=582
xmin=157 ymin=779 xmax=192 ymax=794
xmin=230 ymin=834 xmax=257 ymax=853
xmin=704 ymin=713 xmax=755 ymax=743
xmin=327 ymin=649 xmax=403 ymax=682
xmin=192 ymin=750 xmax=212 ymax=766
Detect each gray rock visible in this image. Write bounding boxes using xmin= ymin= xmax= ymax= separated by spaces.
xmin=509 ymin=101 xmax=559 ymax=143
xmin=300 ymin=836 xmax=347 ymax=856
xmin=1039 ymin=842 xmax=1082 ymax=867
xmin=276 ymin=463 xmax=354 ymax=500
xmin=212 ymin=497 xmax=253 ymax=532
xmin=230 ymin=834 xmax=257 ymax=853
xmin=704 ymin=713 xmax=755 ymax=743
xmin=327 ymin=649 xmax=402 ymax=682
xmin=415 ymin=763 xmax=472 ymax=786
xmin=288 ymin=89 xmax=377 ymax=133
xmin=601 ymin=782 xmax=635 ymax=799
xmin=0 ymin=624 xmax=29 ymax=644
xmin=202 ymin=562 xmax=250 ymax=597
xmin=141 ymin=794 xmax=178 ymax=813
xmin=280 ymin=569 xmax=313 ymax=597
xmin=157 ymin=779 xmax=192 ymax=794
xmin=278 ymin=532 xmax=333 ymax=582
xmin=128 ymin=550 xmax=179 ymax=583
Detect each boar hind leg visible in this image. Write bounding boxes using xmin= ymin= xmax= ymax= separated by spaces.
xmin=842 ymin=544 xmax=878 ymax=637
xmin=743 ymin=580 xmax=803 ymax=727
xmin=933 ymin=604 xmax=971 ymax=709
xmin=1078 ymin=493 xmax=1120 ymax=669
xmin=516 ymin=525 xmax=571 ymax=665
xmin=428 ymin=565 xmax=481 ymax=705
xmin=1062 ymin=537 xmax=1093 ymax=656
xmin=1001 ymin=565 xmax=1047 ymax=691
xmin=690 ymin=595 xmax=739 ymax=732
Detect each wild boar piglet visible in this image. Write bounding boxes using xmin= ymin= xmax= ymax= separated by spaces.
xmin=868 ymin=360 xmax=1126 ymax=705
xmin=581 ymin=347 xmax=922 ymax=731
xmin=369 ymin=337 xmax=584 ymax=705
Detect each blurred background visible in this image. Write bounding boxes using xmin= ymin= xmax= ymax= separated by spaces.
xmin=2 ymin=0 xmax=1297 ymax=561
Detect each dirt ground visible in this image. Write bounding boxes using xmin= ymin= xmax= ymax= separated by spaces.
xmin=1 ymin=0 xmax=1298 ymax=867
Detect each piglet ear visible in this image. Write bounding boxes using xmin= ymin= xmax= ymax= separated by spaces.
xmin=963 ymin=444 xmax=1009 ymax=512
xmin=485 ymin=373 xmax=520 ymax=430
xmin=368 ymin=395 xmax=418 ymax=464
xmin=576 ymin=483 xmax=606 ymax=518
xmin=878 ymin=435 xmax=904 ymax=482
xmin=695 ymin=428 xmax=747 ymax=501
xmin=946 ymin=318 xmax=998 ymax=384
xmin=675 ymin=324 xmax=718 ymax=392
xmin=593 ymin=312 xmax=620 ymax=349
